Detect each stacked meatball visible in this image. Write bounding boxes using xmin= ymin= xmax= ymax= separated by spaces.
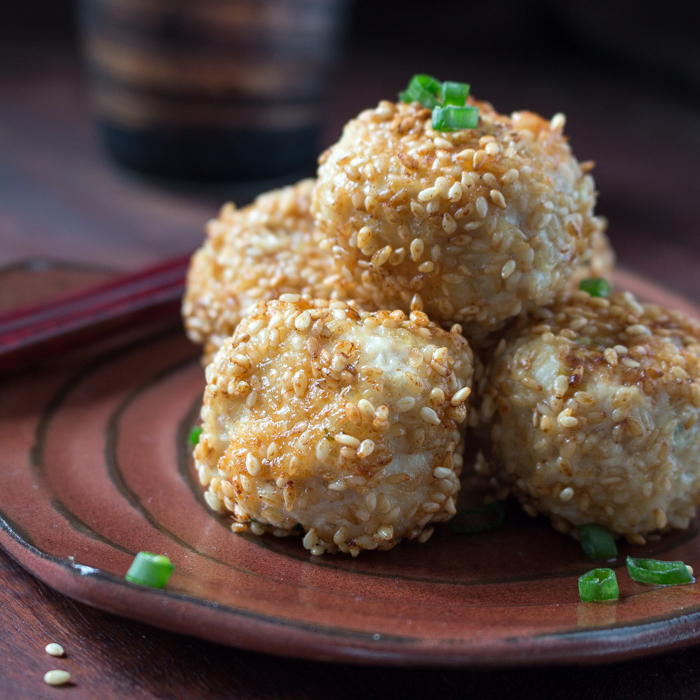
xmin=313 ymin=100 xmax=606 ymax=340
xmin=183 ymin=88 xmax=671 ymax=555
xmin=195 ymin=299 xmax=473 ymax=554
xmin=183 ymin=179 xmax=343 ymax=363
xmin=478 ymin=290 xmax=700 ymax=544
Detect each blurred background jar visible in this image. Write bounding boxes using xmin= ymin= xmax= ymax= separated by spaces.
xmin=78 ymin=0 xmax=350 ymax=181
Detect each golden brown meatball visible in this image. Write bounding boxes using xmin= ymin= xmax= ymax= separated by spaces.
xmin=313 ymin=100 xmax=604 ymax=339
xmin=183 ymin=179 xmax=342 ymax=362
xmin=479 ymin=289 xmax=700 ymax=544
xmin=194 ymin=298 xmax=474 ymax=555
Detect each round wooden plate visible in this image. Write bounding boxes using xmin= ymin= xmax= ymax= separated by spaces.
xmin=3 ymin=269 xmax=700 ymax=668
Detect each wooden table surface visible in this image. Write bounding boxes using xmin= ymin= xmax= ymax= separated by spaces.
xmin=3 ymin=37 xmax=700 ymax=698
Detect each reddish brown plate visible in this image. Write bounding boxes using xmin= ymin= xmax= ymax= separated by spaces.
xmin=3 ymin=269 xmax=700 ymax=667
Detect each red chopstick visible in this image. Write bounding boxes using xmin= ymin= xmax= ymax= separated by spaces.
xmin=0 ymin=253 xmax=192 ymax=374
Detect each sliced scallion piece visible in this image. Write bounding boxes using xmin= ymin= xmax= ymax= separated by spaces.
xmin=578 ymin=277 xmax=610 ymax=298
xmin=578 ymin=568 xmax=619 ymax=602
xmin=626 ymin=557 xmax=694 ymax=585
xmin=403 ymin=74 xmax=441 ymax=109
xmin=440 ymin=81 xmax=470 ymax=106
xmin=578 ymin=524 xmax=618 ymax=560
xmin=125 ymin=552 xmax=175 ymax=589
xmin=189 ymin=425 xmax=203 ymax=445
xmin=432 ymin=105 xmax=479 ymax=132
xmin=450 ymin=501 xmax=506 ymax=534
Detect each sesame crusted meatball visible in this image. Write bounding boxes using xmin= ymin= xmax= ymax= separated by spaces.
xmin=183 ymin=179 xmax=342 ymax=362
xmin=194 ymin=297 xmax=474 ymax=555
xmin=313 ymin=99 xmax=604 ymax=338
xmin=479 ymin=289 xmax=700 ymax=543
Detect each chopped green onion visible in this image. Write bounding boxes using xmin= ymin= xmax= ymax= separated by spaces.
xmin=440 ymin=81 xmax=470 ymax=106
xmin=450 ymin=501 xmax=506 ymax=534
xmin=188 ymin=425 xmax=203 ymax=445
xmin=399 ymin=90 xmax=413 ymax=104
xmin=125 ymin=552 xmax=175 ymax=589
xmin=403 ymin=74 xmax=441 ymax=109
xmin=432 ymin=105 xmax=479 ymax=132
xmin=578 ymin=524 xmax=618 ymax=561
xmin=626 ymin=557 xmax=694 ymax=586
xmin=578 ymin=277 xmax=610 ymax=298
xmin=578 ymin=568 xmax=619 ymax=602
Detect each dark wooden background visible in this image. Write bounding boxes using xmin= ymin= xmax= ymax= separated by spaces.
xmin=3 ymin=1 xmax=700 ymax=696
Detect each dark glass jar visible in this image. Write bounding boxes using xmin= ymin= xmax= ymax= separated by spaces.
xmin=79 ymin=0 xmax=349 ymax=181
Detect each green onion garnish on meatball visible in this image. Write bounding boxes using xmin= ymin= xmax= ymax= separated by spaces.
xmin=578 ymin=277 xmax=610 ymax=298
xmin=578 ymin=524 xmax=618 ymax=560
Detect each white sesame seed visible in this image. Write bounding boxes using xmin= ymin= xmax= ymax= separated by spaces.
xmin=557 ymin=411 xmax=578 ymax=428
xmin=442 ymin=213 xmax=457 ymax=234
xmin=376 ymin=524 xmax=394 ymax=540
xmin=357 ymin=439 xmax=375 ymax=458
xmin=303 ymin=529 xmax=318 ymax=549
xmin=358 ymin=399 xmax=375 ymax=419
xmin=433 ymin=466 xmax=452 ymax=479
xmin=559 ymin=487 xmax=574 ymax=502
xmin=418 ymin=527 xmax=434 ymax=543
xmin=420 ymin=406 xmax=441 ymax=425
xmin=434 ymin=137 xmax=453 ymax=150
xmin=417 ymin=186 xmax=440 ymax=202
xmin=246 ymin=452 xmax=262 ymax=476
xmin=501 ymin=260 xmax=516 ymax=278
xmin=490 ymin=189 xmax=507 ymax=209
xmin=335 ymin=433 xmax=360 ymax=448
xmin=550 ymin=112 xmax=566 ymax=130
xmin=475 ymin=196 xmax=488 ymax=218
xmin=44 ymin=670 xmax=71 ymax=686
xmin=45 ymin=643 xmax=65 ymax=657
xmin=603 ymin=348 xmax=618 ymax=366
xmin=294 ymin=310 xmax=311 ymax=330
xmin=279 ymin=293 xmax=300 ymax=303
xmin=204 ymin=490 xmax=222 ymax=511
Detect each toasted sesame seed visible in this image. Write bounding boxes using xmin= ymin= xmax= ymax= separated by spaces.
xmin=410 ymin=238 xmax=425 ymax=262
xmin=473 ymin=149 xmax=488 ymax=170
xmin=450 ymin=386 xmax=471 ymax=405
